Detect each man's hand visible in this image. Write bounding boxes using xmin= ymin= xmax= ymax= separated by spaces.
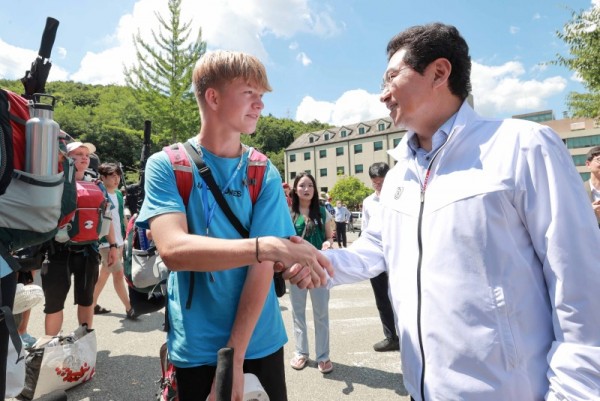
xmin=107 ymin=247 xmax=117 ymax=267
xmin=273 ymin=236 xmax=334 ymax=289
xmin=593 ymin=200 xmax=600 ymax=217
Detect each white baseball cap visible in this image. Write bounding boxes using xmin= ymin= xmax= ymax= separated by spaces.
xmin=66 ymin=141 xmax=96 ymax=154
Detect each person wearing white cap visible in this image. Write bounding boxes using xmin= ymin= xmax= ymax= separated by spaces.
xmin=41 ymin=141 xmax=118 ymax=336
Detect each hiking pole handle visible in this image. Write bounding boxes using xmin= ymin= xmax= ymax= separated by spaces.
xmin=215 ymin=347 xmax=234 ymax=401
xmin=39 ymin=17 xmax=60 ymax=59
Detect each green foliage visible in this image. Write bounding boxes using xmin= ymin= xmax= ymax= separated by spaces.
xmin=124 ymin=0 xmax=205 ymax=143
xmin=266 ymin=149 xmax=285 ymax=179
xmin=244 ymin=115 xmax=330 ymax=176
xmin=554 ymin=7 xmax=600 ymax=118
xmin=329 ymin=176 xmax=372 ymax=210
xmin=0 ymin=79 xmax=23 ymax=94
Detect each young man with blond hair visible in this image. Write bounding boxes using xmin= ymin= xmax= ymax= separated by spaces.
xmin=136 ymin=50 xmax=331 ymax=401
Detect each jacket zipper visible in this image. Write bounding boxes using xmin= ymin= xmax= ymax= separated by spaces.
xmin=416 ymin=190 xmax=427 ymax=401
xmin=414 ymin=137 xmax=450 ymax=401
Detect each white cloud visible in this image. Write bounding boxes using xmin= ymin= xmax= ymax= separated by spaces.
xmin=471 ymin=61 xmax=567 ymax=117
xmin=289 ymin=42 xmax=299 ymax=50
xmin=533 ymin=13 xmax=541 ymax=20
xmin=509 ymin=26 xmax=520 ymax=34
xmin=56 ymin=47 xmax=67 ymax=59
xmin=593 ymin=0 xmax=600 ymax=8
xmin=296 ymin=52 xmax=312 ymax=66
xmin=296 ymin=89 xmax=388 ymax=126
xmin=571 ymin=71 xmax=584 ymax=83
xmin=0 ymin=38 xmax=69 ymax=82
xmin=294 ymin=61 xmax=569 ymax=125
xmin=0 ymin=0 xmax=341 ymax=86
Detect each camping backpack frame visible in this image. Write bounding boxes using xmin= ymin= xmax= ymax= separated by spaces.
xmin=0 ymin=90 xmax=77 ymax=272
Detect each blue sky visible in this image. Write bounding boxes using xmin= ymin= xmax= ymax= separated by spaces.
xmin=0 ymin=0 xmax=596 ymax=127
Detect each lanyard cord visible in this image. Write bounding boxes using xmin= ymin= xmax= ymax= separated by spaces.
xmin=192 ymin=139 xmax=247 ymax=234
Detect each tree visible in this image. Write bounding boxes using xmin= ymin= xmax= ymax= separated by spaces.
xmin=554 ymin=6 xmax=600 ymax=118
xmin=328 ymin=176 xmax=372 ymax=210
xmin=124 ymin=0 xmax=206 ymax=144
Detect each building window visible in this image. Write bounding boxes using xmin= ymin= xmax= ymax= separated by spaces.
xmin=290 ymin=154 xmax=296 ymax=162
xmin=337 ymin=166 xmax=345 ymax=175
xmin=336 ymin=147 xmax=344 ymax=156
xmin=309 ymin=137 xmax=314 ymax=143
xmin=359 ymin=127 xmax=365 ymax=135
xmin=305 ymin=169 xmax=311 ymax=175
xmin=393 ymin=138 xmax=401 ymax=147
xmin=374 ymin=141 xmax=383 ymax=151
xmin=566 ymin=135 xmax=600 ymax=149
xmin=304 ymin=152 xmax=311 ymax=161
xmin=572 ymin=154 xmax=587 ymax=166
xmin=354 ymin=144 xmax=363 ymax=154
xmin=355 ymin=164 xmax=363 ymax=174
xmin=378 ymin=123 xmax=385 ymax=131
xmin=290 ymin=172 xmax=296 ymax=179
xmin=320 ymin=168 xmax=327 ymax=177
xmin=324 ymin=133 xmax=330 ymax=140
xmin=341 ymin=130 xmax=347 ymax=138
xmin=319 ymin=149 xmax=327 ymax=158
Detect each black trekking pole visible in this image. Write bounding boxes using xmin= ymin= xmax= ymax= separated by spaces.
xmin=215 ymin=347 xmax=234 ymax=401
xmin=21 ymin=17 xmax=60 ymax=99
xmin=137 ymin=120 xmax=152 ymax=213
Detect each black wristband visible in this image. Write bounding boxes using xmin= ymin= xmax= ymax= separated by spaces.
xmin=109 ymin=243 xmax=118 ymax=249
xmin=255 ymin=237 xmax=262 ymax=263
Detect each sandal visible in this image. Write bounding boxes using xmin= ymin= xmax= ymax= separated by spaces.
xmin=290 ymin=355 xmax=308 ymax=370
xmin=94 ymin=305 xmax=111 ymax=315
xmin=318 ymin=360 xmax=333 ymax=374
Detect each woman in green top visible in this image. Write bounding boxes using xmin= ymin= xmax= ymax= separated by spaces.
xmin=288 ymin=172 xmax=334 ymax=374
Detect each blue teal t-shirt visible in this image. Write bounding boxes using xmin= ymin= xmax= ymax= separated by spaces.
xmin=0 ymin=256 xmax=11 ymax=278
xmin=136 ymin=139 xmax=294 ymax=367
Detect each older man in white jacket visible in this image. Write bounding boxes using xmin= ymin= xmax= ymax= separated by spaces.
xmin=304 ymin=23 xmax=600 ymax=401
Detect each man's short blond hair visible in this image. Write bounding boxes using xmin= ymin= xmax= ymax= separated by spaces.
xmin=193 ymin=50 xmax=272 ymax=103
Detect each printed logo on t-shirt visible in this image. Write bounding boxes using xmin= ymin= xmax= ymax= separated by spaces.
xmin=224 ymin=188 xmax=242 ymax=198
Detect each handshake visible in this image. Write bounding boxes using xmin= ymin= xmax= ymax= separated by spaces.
xmin=268 ymin=235 xmax=334 ymax=289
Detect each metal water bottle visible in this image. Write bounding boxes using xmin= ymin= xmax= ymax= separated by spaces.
xmin=25 ymin=94 xmax=59 ymax=175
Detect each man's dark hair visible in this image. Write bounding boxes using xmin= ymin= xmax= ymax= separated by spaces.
xmin=98 ymin=162 xmax=122 ymax=177
xmin=386 ymin=22 xmax=471 ymax=100
xmin=125 ymin=183 xmax=142 ymax=215
xmin=369 ymin=162 xmax=390 ymax=179
xmin=587 ymin=146 xmax=600 ymax=161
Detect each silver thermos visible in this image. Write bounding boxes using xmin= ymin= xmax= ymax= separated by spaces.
xmin=25 ymin=94 xmax=60 ymax=175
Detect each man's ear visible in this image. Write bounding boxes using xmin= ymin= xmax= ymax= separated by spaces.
xmin=431 ymin=58 xmax=452 ymax=89
xmin=204 ymin=87 xmax=219 ymax=111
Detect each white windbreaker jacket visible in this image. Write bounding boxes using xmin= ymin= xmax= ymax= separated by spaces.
xmin=326 ymin=102 xmax=600 ymax=401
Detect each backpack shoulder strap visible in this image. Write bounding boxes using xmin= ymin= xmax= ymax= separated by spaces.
xmin=163 ymin=143 xmax=193 ymax=207
xmin=246 ymin=148 xmax=268 ymax=204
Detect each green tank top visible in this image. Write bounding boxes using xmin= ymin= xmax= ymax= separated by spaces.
xmin=293 ymin=206 xmax=327 ymax=249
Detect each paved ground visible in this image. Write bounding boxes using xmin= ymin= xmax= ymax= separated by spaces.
xmin=19 ymin=231 xmax=410 ymax=400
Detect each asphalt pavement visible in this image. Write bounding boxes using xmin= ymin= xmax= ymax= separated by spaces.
xmin=19 ymin=231 xmax=410 ymax=401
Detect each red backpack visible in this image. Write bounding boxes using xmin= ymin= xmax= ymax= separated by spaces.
xmin=57 ymin=180 xmax=110 ymax=245
xmin=0 ymin=89 xmax=77 ymax=271
xmin=163 ymin=142 xmax=267 ymax=206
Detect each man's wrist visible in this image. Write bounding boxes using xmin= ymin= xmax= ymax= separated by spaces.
xmin=109 ymin=243 xmax=118 ymax=249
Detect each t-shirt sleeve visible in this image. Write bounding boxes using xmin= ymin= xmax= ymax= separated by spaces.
xmin=136 ymin=151 xmax=186 ymax=230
